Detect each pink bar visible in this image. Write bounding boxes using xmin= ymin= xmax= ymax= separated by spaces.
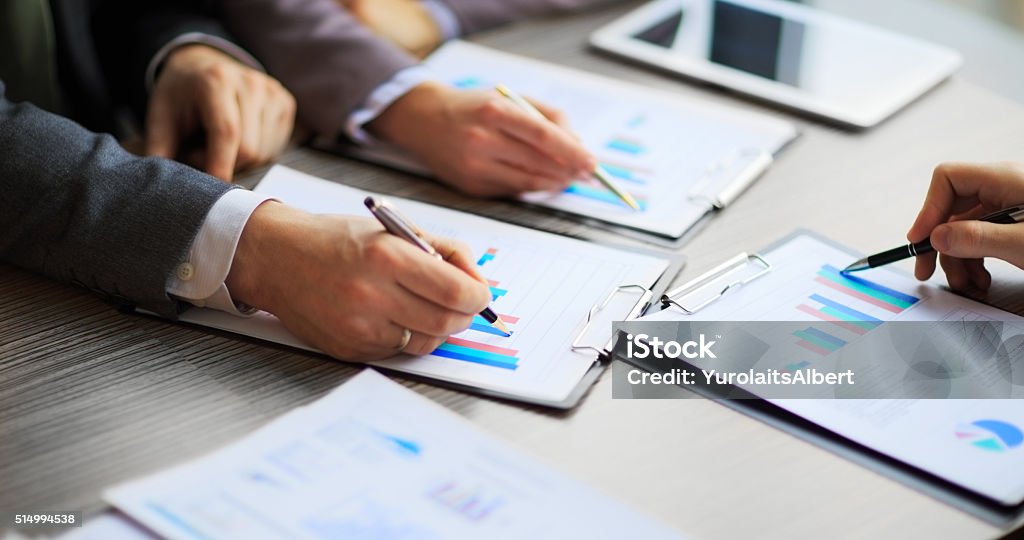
xmin=796 ymin=304 xmax=867 ymax=335
xmin=498 ymin=314 xmax=520 ymax=324
xmin=795 ymin=339 xmax=832 ymax=356
xmin=814 ymin=277 xmax=902 ymax=313
xmin=446 ymin=337 xmax=519 ymax=356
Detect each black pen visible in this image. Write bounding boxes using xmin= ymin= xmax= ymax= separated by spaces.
xmin=364 ymin=196 xmax=513 ymax=337
xmin=842 ymin=206 xmax=1024 ymax=273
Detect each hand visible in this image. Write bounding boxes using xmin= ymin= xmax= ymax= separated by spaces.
xmin=340 ymin=0 xmax=443 ymax=59
xmin=146 ymin=44 xmax=296 ymax=181
xmin=367 ymin=82 xmax=596 ymax=198
xmin=907 ymin=162 xmax=1024 ymax=293
xmin=225 ymin=203 xmax=491 ymax=360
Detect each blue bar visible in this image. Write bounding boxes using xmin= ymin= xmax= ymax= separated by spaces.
xmin=477 ymin=253 xmax=495 ymax=266
xmin=809 ymin=294 xmax=883 ymax=323
xmin=606 ymin=139 xmax=643 ymax=155
xmin=470 ymin=322 xmax=510 ymax=336
xmin=802 ymin=326 xmax=847 ymax=347
xmin=820 ymin=265 xmax=920 ymax=305
xmin=432 ymin=348 xmax=518 ymax=370
xmin=599 ymin=163 xmax=645 ymax=184
xmin=436 ymin=342 xmax=519 ymax=366
xmin=489 ymin=286 xmax=507 ymax=300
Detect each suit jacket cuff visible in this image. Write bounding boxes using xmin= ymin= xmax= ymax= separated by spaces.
xmin=145 ymin=32 xmax=265 ymax=93
xmin=167 ymin=189 xmax=276 ymax=316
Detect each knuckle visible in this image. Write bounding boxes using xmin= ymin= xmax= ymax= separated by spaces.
xmin=477 ymin=98 xmax=505 ymax=123
xmin=203 ymin=64 xmax=230 ymax=83
xmin=364 ymin=238 xmax=399 ymax=268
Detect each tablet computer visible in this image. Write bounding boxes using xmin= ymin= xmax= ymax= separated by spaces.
xmin=590 ymin=0 xmax=962 ymax=128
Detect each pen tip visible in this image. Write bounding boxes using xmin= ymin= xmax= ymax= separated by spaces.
xmin=841 ymin=259 xmax=870 ymax=274
xmin=493 ymin=318 xmax=513 ymax=337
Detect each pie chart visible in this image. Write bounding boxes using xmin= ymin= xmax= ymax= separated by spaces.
xmin=955 ymin=420 xmax=1024 ymax=452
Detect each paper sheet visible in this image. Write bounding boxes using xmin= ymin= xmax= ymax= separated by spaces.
xmin=181 ymin=166 xmax=669 ymax=404
xmin=105 ymin=370 xmax=684 ymax=540
xmin=350 ymin=41 xmax=797 ymax=238
xmin=642 ymin=233 xmax=1024 ymax=504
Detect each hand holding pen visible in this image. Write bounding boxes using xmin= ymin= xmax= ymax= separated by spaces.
xmin=495 ymin=84 xmax=642 ymax=211
xmin=365 ymin=197 xmax=513 ymax=337
xmin=846 ymin=163 xmax=1024 ymax=294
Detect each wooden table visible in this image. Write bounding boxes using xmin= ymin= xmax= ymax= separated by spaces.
xmin=4 ymin=3 xmax=1024 ymax=538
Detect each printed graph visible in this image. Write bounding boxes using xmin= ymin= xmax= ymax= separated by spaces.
xmin=476 ymin=248 xmax=497 ymax=266
xmin=793 ymin=264 xmax=921 ymax=354
xmin=428 ymin=248 xmax=520 ymax=370
xmin=426 ymin=481 xmax=505 ymax=523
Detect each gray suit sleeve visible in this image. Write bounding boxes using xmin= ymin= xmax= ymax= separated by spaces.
xmin=440 ymin=0 xmax=623 ymax=35
xmin=0 ymin=81 xmax=234 ymax=318
xmin=217 ymin=0 xmax=418 ymax=139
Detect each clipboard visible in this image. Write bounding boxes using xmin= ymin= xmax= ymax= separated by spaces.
xmin=155 ymin=252 xmax=684 ymax=411
xmin=617 ymin=230 xmax=1024 ymax=527
xmin=145 ymin=165 xmax=687 ymax=411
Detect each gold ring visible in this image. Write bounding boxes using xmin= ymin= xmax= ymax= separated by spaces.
xmin=396 ymin=328 xmax=413 ymax=351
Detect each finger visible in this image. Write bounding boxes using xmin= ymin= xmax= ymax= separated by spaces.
xmin=908 ymin=162 xmax=1024 ymax=242
xmin=939 ymin=253 xmax=971 ymax=291
xmin=480 ymin=133 xmax=578 ymax=183
xmin=198 ymin=83 xmax=242 ymax=181
xmin=487 ymin=99 xmax=595 ymax=173
xmin=914 ymin=250 xmax=938 ymax=281
xmin=144 ymin=93 xmax=180 ymax=159
xmin=383 ymin=238 xmax=491 ymax=314
xmin=388 ymin=288 xmax=475 ymax=338
xmin=527 ymin=98 xmax=572 ymax=130
xmin=428 ymin=236 xmax=485 ymax=282
xmin=262 ymin=86 xmax=294 ymax=160
xmin=963 ymin=258 xmax=992 ymax=292
xmin=931 ymin=221 xmax=1024 ymax=268
xmin=399 ymin=331 xmax=446 ymax=358
xmin=236 ymin=76 xmax=264 ymax=169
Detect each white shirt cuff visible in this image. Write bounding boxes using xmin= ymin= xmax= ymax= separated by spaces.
xmin=145 ymin=32 xmax=265 ymax=93
xmin=167 ymin=189 xmax=275 ymax=316
xmin=345 ymin=65 xmax=438 ymax=144
xmin=421 ymin=0 xmax=462 ymax=40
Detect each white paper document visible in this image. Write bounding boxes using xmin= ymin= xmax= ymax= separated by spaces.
xmin=181 ymin=166 xmax=669 ymax=405
xmin=105 ymin=370 xmax=684 ymax=540
xmin=347 ymin=41 xmax=797 ymax=238
xmin=642 ymin=233 xmax=1024 ymax=504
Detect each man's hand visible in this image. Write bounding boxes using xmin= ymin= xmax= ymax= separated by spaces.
xmin=367 ymin=82 xmax=595 ymax=198
xmin=147 ymin=44 xmax=296 ymax=181
xmin=907 ymin=162 xmax=1024 ymax=294
xmin=340 ymin=0 xmax=443 ymax=59
xmin=225 ymin=203 xmax=492 ymax=360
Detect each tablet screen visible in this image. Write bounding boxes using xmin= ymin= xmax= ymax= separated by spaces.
xmin=631 ymin=0 xmax=939 ymax=103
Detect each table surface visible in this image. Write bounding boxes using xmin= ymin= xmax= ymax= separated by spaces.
xmin=4 ymin=3 xmax=1024 ymax=539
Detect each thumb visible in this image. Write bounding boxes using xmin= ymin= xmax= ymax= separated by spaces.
xmin=931 ymin=221 xmax=1024 ymax=267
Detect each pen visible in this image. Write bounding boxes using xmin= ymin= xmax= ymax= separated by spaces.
xmin=364 ymin=196 xmax=513 ymax=337
xmin=842 ymin=206 xmax=1024 ymax=273
xmin=493 ymin=84 xmax=643 ymax=212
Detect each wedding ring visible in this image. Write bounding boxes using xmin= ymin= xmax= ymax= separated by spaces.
xmin=396 ymin=328 xmax=413 ymax=351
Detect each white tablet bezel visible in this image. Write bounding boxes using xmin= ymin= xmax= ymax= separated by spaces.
xmin=589 ymin=0 xmax=963 ymax=128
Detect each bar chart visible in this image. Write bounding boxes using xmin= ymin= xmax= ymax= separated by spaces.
xmin=793 ymin=264 xmax=920 ymax=355
xmin=426 ymin=480 xmax=505 ymax=523
xmin=429 ymin=247 xmax=522 ymax=370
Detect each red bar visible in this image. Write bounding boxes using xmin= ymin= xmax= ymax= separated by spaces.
xmin=814 ymin=277 xmax=903 ymax=313
xmin=796 ymin=304 xmax=867 ymax=335
xmin=795 ymin=340 xmax=832 ymax=356
xmin=446 ymin=337 xmax=519 ymax=356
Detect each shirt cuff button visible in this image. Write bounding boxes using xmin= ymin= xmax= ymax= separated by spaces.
xmin=176 ymin=262 xmax=195 ymax=281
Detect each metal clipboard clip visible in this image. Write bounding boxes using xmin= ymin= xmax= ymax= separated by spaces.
xmin=571 ymin=284 xmax=652 ymax=360
xmin=661 ymin=253 xmax=772 ymax=314
xmin=688 ymin=149 xmax=773 ymax=209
